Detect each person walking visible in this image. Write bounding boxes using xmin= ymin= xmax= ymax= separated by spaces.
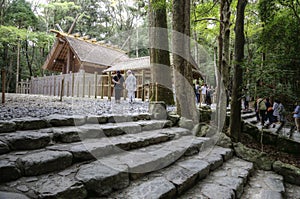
xmin=125 ymin=70 xmax=137 ymax=103
xmin=195 ymin=80 xmax=200 ymax=104
xmin=273 ymin=99 xmax=280 ymax=124
xmin=112 ymin=71 xmax=124 ymax=103
xmin=201 ymin=83 xmax=207 ymax=105
xmin=257 ymin=97 xmax=267 ymax=126
xmin=292 ymin=101 xmax=300 ymax=133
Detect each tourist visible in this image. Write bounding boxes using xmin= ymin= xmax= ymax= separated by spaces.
xmin=112 ymin=70 xmax=124 ymax=103
xmin=292 ymin=101 xmax=300 ymax=133
xmin=265 ymin=97 xmax=274 ymax=126
xmin=201 ymin=83 xmax=207 ymax=104
xmin=125 ymin=70 xmax=137 ymax=104
xmin=276 ymin=100 xmax=286 ymax=132
xmin=257 ymin=97 xmax=267 ymax=126
xmin=273 ymin=99 xmax=280 ymax=124
xmin=195 ymin=80 xmax=200 ymax=104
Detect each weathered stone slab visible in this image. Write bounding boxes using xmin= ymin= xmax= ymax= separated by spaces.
xmin=184 ymin=137 xmax=209 ymax=156
xmin=44 ymin=115 xmax=86 ymax=127
xmin=0 ymin=191 xmax=29 ymax=199
xmin=178 ymin=117 xmax=194 ymax=130
xmin=106 ymin=114 xmax=133 ymax=123
xmin=0 ymin=160 xmax=21 ymax=182
xmin=11 ymin=117 xmax=48 ymax=130
xmin=86 ymin=115 xmax=108 ymax=124
xmin=177 ymin=159 xmax=210 ymax=179
xmin=210 ymin=146 xmax=233 ymax=161
xmin=0 ymin=131 xmax=50 ymax=150
xmin=198 ymin=154 xmax=223 ymax=171
xmin=0 ymin=120 xmax=16 ymax=133
xmin=52 ymin=127 xmax=83 ymax=143
xmin=273 ymin=160 xmax=300 ymax=185
xmin=131 ymin=113 xmax=151 ymax=121
xmin=164 ymin=166 xmax=198 ymax=195
xmin=75 ymin=160 xmax=129 ymax=196
xmin=125 ymin=177 xmax=176 ymax=199
xmin=32 ymin=175 xmax=87 ymax=199
xmin=0 ymin=140 xmax=10 ymax=154
xmin=213 ymin=176 xmax=244 ymax=198
xmin=149 ymin=101 xmax=168 ymax=120
xmin=242 ymin=170 xmax=284 ymax=199
xmin=199 ymin=183 xmax=235 ymax=199
xmin=17 ymin=150 xmax=73 ymax=176
xmin=136 ymin=120 xmax=172 ymax=131
xmin=101 ymin=122 xmax=142 ymax=136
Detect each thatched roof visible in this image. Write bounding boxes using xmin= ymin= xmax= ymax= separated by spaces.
xmin=103 ymin=55 xmax=203 ymax=79
xmin=42 ymin=30 xmax=129 ymax=72
xmin=103 ymin=56 xmax=150 ymax=72
xmin=65 ymin=36 xmax=128 ymax=66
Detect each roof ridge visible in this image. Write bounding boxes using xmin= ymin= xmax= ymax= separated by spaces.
xmin=50 ymin=29 xmax=126 ymax=54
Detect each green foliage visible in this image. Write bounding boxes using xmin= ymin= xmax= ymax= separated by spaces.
xmin=4 ymin=0 xmax=38 ymax=28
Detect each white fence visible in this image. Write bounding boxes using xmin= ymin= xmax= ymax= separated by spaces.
xmin=17 ymin=70 xmax=150 ymax=101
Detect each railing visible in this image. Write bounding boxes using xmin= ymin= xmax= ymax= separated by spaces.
xmin=17 ymin=70 xmax=151 ymax=101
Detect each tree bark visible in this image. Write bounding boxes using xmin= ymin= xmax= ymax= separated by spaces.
xmin=229 ymin=0 xmax=247 ymax=142
xmin=149 ymin=0 xmax=174 ymax=105
xmin=172 ymin=0 xmax=198 ymax=122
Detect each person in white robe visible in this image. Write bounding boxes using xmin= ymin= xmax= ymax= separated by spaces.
xmin=125 ymin=70 xmax=137 ymax=103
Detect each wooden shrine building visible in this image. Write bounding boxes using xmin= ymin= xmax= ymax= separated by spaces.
xmin=42 ymin=30 xmax=129 ymax=74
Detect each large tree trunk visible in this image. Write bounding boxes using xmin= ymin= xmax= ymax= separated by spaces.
xmin=149 ymin=0 xmax=174 ymax=105
xmin=229 ymin=0 xmax=247 ymax=142
xmin=172 ymin=0 xmax=198 ymax=122
xmin=216 ymin=0 xmax=231 ymax=131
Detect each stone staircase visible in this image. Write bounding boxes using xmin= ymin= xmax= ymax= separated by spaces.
xmin=0 ymin=113 xmax=298 ymax=198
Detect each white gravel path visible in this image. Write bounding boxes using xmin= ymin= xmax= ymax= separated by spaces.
xmin=0 ymin=93 xmax=161 ymax=120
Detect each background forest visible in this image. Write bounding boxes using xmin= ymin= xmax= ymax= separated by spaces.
xmin=0 ymin=0 xmax=299 ymax=104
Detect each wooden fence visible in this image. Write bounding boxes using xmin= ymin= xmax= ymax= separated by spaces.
xmin=17 ymin=70 xmax=151 ymax=101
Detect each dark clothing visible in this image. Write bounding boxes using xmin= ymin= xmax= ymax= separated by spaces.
xmin=113 ymin=74 xmax=124 ymax=101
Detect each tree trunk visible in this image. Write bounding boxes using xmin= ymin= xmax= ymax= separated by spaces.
xmin=149 ymin=0 xmax=174 ymax=105
xmin=172 ymin=0 xmax=198 ymax=122
xmin=216 ymin=0 xmax=231 ymax=131
xmin=229 ymin=0 xmax=247 ymax=142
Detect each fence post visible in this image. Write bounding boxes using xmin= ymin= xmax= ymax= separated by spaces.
xmin=71 ymin=72 xmax=74 ymax=97
xmin=2 ymin=69 xmax=5 ymax=104
xmin=77 ymin=81 xmax=80 ymax=97
xmin=155 ymin=82 xmax=158 ymax=101
xmin=26 ymin=78 xmax=29 ymax=94
xmin=88 ymin=81 xmax=91 ymax=98
xmin=82 ymin=70 xmax=85 ymax=98
xmin=60 ymin=77 xmax=64 ymax=101
xmin=53 ymin=75 xmax=56 ymax=96
xmin=94 ymin=72 xmax=98 ymax=99
xmin=142 ymin=70 xmax=145 ymax=101
xmin=101 ymin=78 xmax=104 ymax=99
xmin=108 ymin=72 xmax=112 ymax=101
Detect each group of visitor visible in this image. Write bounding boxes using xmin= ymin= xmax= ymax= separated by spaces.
xmin=194 ymin=81 xmax=212 ymax=106
xmin=112 ymin=70 xmax=137 ymax=104
xmin=254 ymin=97 xmax=300 ymax=133
xmin=255 ymin=97 xmax=286 ymax=128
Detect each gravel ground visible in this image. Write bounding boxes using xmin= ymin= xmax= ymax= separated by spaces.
xmin=0 ymin=93 xmax=164 ymax=121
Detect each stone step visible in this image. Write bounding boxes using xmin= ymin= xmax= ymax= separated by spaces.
xmin=0 ymin=119 xmax=172 ymax=154
xmin=242 ymin=170 xmax=285 ymax=199
xmin=178 ymin=157 xmax=254 ymax=199
xmin=0 ymin=135 xmax=210 ymax=198
xmin=47 ymin=127 xmax=190 ymax=162
xmin=52 ymin=119 xmax=172 ymax=143
xmin=0 ymin=113 xmax=152 ymax=133
xmin=241 ymin=112 xmax=256 ymax=120
xmin=0 ymin=127 xmax=189 ymax=183
xmin=108 ymin=146 xmax=234 ymax=198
